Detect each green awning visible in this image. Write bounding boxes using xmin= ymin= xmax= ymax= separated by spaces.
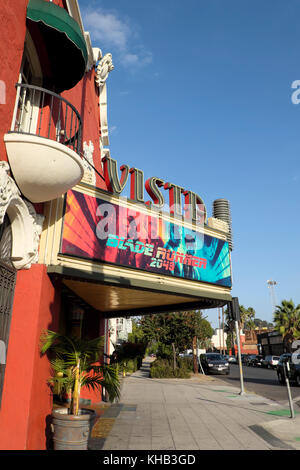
xmin=26 ymin=0 xmax=88 ymax=93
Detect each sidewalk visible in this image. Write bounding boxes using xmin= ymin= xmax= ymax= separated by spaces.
xmin=89 ymin=358 xmax=300 ymax=451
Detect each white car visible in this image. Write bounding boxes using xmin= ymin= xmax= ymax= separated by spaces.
xmin=179 ymin=352 xmax=193 ymax=358
xmin=223 ymin=354 xmax=237 ymax=364
xmin=229 ymin=356 xmax=237 ymax=364
xmin=262 ymin=355 xmax=280 ymax=369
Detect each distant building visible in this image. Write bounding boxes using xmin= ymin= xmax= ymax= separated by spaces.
xmin=211 ymin=328 xmax=227 ymax=351
xmin=116 ymin=317 xmax=133 ymax=343
xmin=211 ymin=327 xmax=283 ymax=356
xmin=107 ymin=317 xmax=133 ymax=355
xmin=243 ymin=328 xmax=272 ymax=355
xmin=256 ymin=330 xmax=285 ymax=357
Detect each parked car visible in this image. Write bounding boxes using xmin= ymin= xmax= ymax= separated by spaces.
xmin=254 ymin=355 xmax=264 ymax=367
xmin=247 ymin=355 xmax=263 ymax=367
xmin=244 ymin=354 xmax=257 ymax=366
xmin=179 ymin=350 xmax=193 ymax=358
xmin=276 ymin=353 xmax=300 ymax=385
xmin=241 ymin=354 xmax=249 ymax=364
xmin=261 ymin=355 xmax=280 ymax=369
xmin=199 ymin=353 xmax=230 ymax=375
xmin=223 ymin=354 xmax=237 ymax=364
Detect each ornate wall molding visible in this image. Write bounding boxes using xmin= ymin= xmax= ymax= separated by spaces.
xmin=95 ymin=52 xmax=114 ymax=147
xmin=81 ymin=140 xmax=96 ymax=185
xmin=0 ymin=162 xmax=17 ymax=224
xmin=95 ymin=53 xmax=114 ymax=87
xmin=0 ymin=161 xmax=44 ymax=270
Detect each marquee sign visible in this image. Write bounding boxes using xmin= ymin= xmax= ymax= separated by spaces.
xmin=60 ymin=190 xmax=232 ymax=287
xmin=102 ymin=156 xmax=207 ymax=224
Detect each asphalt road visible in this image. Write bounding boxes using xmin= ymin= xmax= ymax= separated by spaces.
xmin=216 ymin=363 xmax=300 ymax=409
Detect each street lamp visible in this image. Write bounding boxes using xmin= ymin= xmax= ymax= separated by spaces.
xmin=267 ymin=280 xmax=277 ymax=314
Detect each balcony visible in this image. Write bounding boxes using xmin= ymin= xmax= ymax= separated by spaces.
xmin=4 ymin=83 xmax=84 ymax=203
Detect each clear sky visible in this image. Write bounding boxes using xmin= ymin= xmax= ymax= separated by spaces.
xmin=79 ymin=0 xmax=300 ymax=328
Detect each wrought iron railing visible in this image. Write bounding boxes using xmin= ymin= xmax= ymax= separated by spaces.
xmin=0 ymin=258 xmax=16 ymax=407
xmin=10 ymin=83 xmax=82 ymax=155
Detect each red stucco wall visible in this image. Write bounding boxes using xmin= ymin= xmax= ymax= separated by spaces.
xmin=0 ymin=0 xmax=27 ymax=163
xmin=62 ymin=69 xmax=107 ymax=191
xmin=0 ymin=265 xmax=61 ymax=450
xmin=0 ymin=0 xmax=109 ymax=450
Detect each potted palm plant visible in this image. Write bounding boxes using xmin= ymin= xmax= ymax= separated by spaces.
xmin=40 ymin=330 xmax=120 ymax=450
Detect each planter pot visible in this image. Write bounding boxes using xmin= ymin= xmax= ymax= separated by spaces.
xmin=51 ymin=408 xmax=96 ymax=450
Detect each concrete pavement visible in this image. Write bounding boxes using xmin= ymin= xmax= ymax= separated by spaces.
xmin=89 ymin=358 xmax=300 ymax=451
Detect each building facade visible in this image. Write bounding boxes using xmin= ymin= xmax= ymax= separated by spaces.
xmin=0 ymin=0 xmax=233 ymax=450
xmin=211 ymin=328 xmax=228 ymax=352
xmin=257 ymin=330 xmax=285 ymax=357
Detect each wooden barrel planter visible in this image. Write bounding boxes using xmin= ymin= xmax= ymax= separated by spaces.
xmin=51 ymin=408 xmax=96 ymax=450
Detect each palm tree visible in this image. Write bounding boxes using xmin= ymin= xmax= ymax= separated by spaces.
xmin=245 ymin=319 xmax=256 ymax=341
xmin=40 ymin=330 xmax=120 ymax=416
xmin=239 ymin=305 xmax=255 ymax=331
xmin=273 ymin=300 xmax=300 ymax=352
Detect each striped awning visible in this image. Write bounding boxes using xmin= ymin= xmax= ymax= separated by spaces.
xmin=26 ymin=0 xmax=88 ymax=93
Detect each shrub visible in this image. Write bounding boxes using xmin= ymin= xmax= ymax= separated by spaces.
xmin=156 ymin=343 xmax=173 ymax=360
xmin=150 ymin=359 xmax=174 ymax=378
xmin=177 ymin=357 xmax=194 ymax=372
xmin=150 ymin=358 xmax=192 ymax=379
xmin=126 ymin=359 xmax=137 ymax=373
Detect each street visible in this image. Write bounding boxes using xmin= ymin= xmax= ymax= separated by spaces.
xmin=218 ymin=363 xmax=300 ymax=408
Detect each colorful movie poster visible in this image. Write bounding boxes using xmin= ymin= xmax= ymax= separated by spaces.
xmin=60 ymin=190 xmax=232 ymax=287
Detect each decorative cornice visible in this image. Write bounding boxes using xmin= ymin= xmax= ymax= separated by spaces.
xmin=0 ymin=161 xmax=44 ymax=269
xmin=95 ymin=53 xmax=114 ymax=148
xmin=23 ymin=200 xmax=45 ymax=268
xmin=0 ymin=161 xmax=19 ymax=224
xmin=81 ymin=140 xmax=96 ymax=186
xmin=95 ymin=53 xmax=114 ymax=87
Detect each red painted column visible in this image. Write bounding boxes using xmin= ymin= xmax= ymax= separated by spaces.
xmin=0 ymin=265 xmax=60 ymax=450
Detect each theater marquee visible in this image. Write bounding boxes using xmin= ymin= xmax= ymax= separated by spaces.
xmin=60 ymin=190 xmax=232 ymax=287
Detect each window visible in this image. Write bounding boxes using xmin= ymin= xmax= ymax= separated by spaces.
xmin=11 ymin=31 xmax=42 ymax=134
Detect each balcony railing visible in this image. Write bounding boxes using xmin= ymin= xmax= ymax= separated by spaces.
xmin=10 ymin=83 xmax=82 ymax=155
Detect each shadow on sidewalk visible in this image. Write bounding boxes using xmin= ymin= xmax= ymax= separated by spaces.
xmin=88 ymin=361 xmax=151 ymax=450
xmin=196 ymin=396 xmax=283 ymax=415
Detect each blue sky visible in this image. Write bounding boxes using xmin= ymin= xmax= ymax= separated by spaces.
xmin=79 ymin=0 xmax=300 ymax=328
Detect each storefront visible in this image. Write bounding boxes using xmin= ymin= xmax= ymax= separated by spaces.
xmin=43 ymin=183 xmax=232 ymax=313
xmin=0 ymin=0 xmax=233 ymax=450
